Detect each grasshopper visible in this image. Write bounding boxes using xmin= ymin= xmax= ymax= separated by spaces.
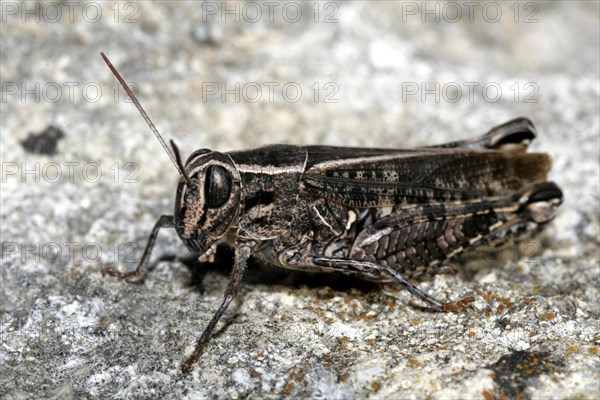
xmin=100 ymin=53 xmax=563 ymax=373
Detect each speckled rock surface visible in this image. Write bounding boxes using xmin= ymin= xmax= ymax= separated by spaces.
xmin=1 ymin=2 xmax=598 ymax=399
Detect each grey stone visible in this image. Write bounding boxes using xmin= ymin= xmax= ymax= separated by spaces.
xmin=1 ymin=1 xmax=598 ymax=399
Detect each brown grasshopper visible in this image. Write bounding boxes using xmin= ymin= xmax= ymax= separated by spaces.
xmin=100 ymin=53 xmax=563 ymax=373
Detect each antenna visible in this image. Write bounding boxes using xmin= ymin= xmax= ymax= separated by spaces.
xmin=100 ymin=52 xmax=188 ymax=180
xmin=170 ymin=139 xmax=192 ymax=185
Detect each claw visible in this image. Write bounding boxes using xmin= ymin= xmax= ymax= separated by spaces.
xmin=442 ymin=296 xmax=475 ymax=312
xmin=101 ymin=266 xmax=143 ymax=282
xmin=101 ymin=266 xmax=119 ymax=277
xmin=181 ymin=350 xmax=203 ymax=374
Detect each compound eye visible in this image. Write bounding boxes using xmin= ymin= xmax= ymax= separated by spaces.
xmin=204 ymin=165 xmax=232 ymax=208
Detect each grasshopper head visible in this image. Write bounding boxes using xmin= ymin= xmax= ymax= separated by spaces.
xmin=174 ymin=149 xmax=241 ymax=254
xmin=99 ymin=53 xmax=241 ymax=257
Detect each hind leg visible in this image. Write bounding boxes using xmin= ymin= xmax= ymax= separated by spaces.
xmin=430 ymin=117 xmax=536 ymax=150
